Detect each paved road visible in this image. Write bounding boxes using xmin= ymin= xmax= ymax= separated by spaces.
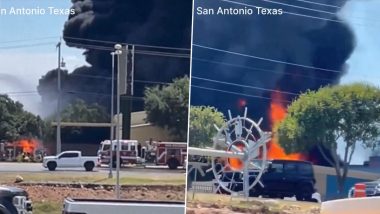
xmin=0 ymin=162 xmax=185 ymax=176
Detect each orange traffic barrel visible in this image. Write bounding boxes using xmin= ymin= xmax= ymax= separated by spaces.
xmin=353 ymin=183 xmax=366 ymax=198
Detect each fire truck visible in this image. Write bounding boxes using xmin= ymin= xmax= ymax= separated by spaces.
xmin=154 ymin=142 xmax=187 ymax=170
xmin=98 ymin=140 xmax=141 ymax=167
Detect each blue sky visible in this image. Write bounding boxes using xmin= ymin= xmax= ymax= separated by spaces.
xmin=340 ymin=0 xmax=380 ymax=86
xmin=338 ymin=0 xmax=380 ymax=163
xmin=0 ymin=0 xmax=83 ymax=55
xmin=0 ymin=0 xmax=85 ymax=114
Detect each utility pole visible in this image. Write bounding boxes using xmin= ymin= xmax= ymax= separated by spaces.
xmin=108 ymin=52 xmax=116 ymax=179
xmin=56 ymin=38 xmax=62 ymax=154
xmin=114 ymin=44 xmax=123 ymax=199
xmin=131 ymin=45 xmax=135 ymax=96
xmin=121 ymin=45 xmax=134 ymax=139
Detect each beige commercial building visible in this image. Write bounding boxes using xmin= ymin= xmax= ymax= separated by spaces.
xmin=54 ymin=111 xmax=173 ymax=155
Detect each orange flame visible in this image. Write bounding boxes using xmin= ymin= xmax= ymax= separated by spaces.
xmin=228 ymin=142 xmax=245 ymax=171
xmin=17 ymin=139 xmax=38 ymax=153
xmin=268 ymin=91 xmax=305 ymax=160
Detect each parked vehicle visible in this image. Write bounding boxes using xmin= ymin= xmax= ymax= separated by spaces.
xmin=255 ymin=160 xmax=316 ymax=201
xmin=0 ymin=186 xmax=33 ymax=214
xmin=62 ymin=198 xmax=185 ymax=214
xmin=217 ymin=159 xmax=317 ymax=202
xmin=155 ymin=142 xmax=187 ymax=170
xmin=348 ymin=179 xmax=380 ymax=198
xmin=98 ymin=140 xmax=141 ymax=167
xmin=42 ymin=151 xmax=98 ymax=171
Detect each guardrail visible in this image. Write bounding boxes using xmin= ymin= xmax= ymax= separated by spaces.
xmin=191 ymin=182 xmax=215 ymax=193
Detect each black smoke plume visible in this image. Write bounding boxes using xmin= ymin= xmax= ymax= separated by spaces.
xmin=190 ymin=0 xmax=355 ymax=166
xmin=38 ymin=0 xmax=192 ymax=111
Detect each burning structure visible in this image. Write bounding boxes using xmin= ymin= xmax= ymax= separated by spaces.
xmin=267 ymin=91 xmax=305 ymax=161
xmin=0 ymin=139 xmax=44 ymax=162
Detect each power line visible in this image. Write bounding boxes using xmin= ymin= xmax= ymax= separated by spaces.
xmin=220 ymin=0 xmax=340 ymax=23
xmin=66 ymin=42 xmax=113 ymax=51
xmin=1 ymin=90 xmax=40 ymax=95
xmin=1 ymin=89 xmax=145 ymax=100
xmin=193 ymin=44 xmax=341 ymax=73
xmin=0 ymin=36 xmax=59 ymax=45
xmin=193 ymin=57 xmax=380 ymax=82
xmin=135 ymin=50 xmax=190 ymax=58
xmin=68 ymin=73 xmax=172 ymax=85
xmin=260 ymin=0 xmax=380 ymax=24
xmin=0 ymin=36 xmax=190 ymax=52
xmin=191 ymin=85 xmax=292 ymax=103
xmin=63 ymin=36 xmax=191 ymax=51
xmin=66 ymin=42 xmax=190 ymax=58
xmin=293 ymin=0 xmax=341 ymax=9
xmin=0 ymin=42 xmax=57 ymax=50
xmin=220 ymin=0 xmax=378 ymax=28
xmin=134 ymin=80 xmax=171 ymax=85
xmin=192 ymin=57 xmax=339 ymax=82
xmin=259 ymin=0 xmax=335 ymax=15
xmin=293 ymin=0 xmax=380 ymax=21
xmin=192 ymin=76 xmax=299 ymax=96
xmin=69 ymin=74 xmax=112 ymax=80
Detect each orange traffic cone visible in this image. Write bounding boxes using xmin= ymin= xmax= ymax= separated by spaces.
xmin=353 ymin=183 xmax=366 ymax=198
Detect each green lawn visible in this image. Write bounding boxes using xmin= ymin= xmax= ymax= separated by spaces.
xmin=33 ymin=201 xmax=61 ymax=214
xmin=0 ymin=172 xmax=185 ymax=185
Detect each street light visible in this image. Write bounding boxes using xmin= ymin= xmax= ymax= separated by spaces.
xmin=108 ymin=52 xmax=116 ymax=179
xmin=114 ymin=44 xmax=122 ymax=199
xmin=56 ymin=39 xmax=64 ymax=154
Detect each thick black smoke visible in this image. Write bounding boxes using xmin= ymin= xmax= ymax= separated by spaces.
xmin=38 ymin=0 xmax=192 ymax=111
xmin=190 ymin=0 xmax=355 ymax=165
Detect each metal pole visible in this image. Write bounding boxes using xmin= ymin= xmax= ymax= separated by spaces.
xmin=109 ymin=52 xmax=115 ymax=179
xmin=115 ymin=44 xmax=123 ymax=199
xmin=243 ymin=164 xmax=249 ymax=198
xmin=192 ymin=168 xmax=197 ymax=200
xmin=56 ymin=38 xmax=62 ymax=154
xmin=131 ymin=45 xmax=135 ymax=96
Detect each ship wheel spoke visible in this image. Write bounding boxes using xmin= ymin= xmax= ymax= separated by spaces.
xmin=211 ymin=108 xmax=271 ymax=195
xmin=227 ymin=171 xmax=237 ymax=189
xmin=234 ymin=117 xmax=243 ymax=139
xmin=249 ymin=162 xmax=263 ymax=171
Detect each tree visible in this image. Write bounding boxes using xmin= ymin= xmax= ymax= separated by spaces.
xmin=189 ymin=106 xmax=225 ymax=148
xmin=0 ymin=94 xmax=45 ymax=141
xmin=60 ymin=99 xmax=109 ymax=123
xmin=277 ymin=83 xmax=380 ymax=194
xmin=144 ymin=76 xmax=189 ymax=141
xmin=42 ymin=99 xmax=110 ymax=145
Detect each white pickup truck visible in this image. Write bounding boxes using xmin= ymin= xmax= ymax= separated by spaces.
xmin=62 ymin=198 xmax=185 ymax=214
xmin=43 ymin=151 xmax=98 ymax=171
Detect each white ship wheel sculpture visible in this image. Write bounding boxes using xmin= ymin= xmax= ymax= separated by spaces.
xmin=188 ymin=108 xmax=271 ymax=197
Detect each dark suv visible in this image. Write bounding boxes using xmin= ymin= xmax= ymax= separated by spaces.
xmin=217 ymin=160 xmax=316 ymax=201
xmin=252 ymin=160 xmax=316 ymax=201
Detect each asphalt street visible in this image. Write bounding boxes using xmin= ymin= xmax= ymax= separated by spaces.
xmin=0 ymin=162 xmax=185 ymax=176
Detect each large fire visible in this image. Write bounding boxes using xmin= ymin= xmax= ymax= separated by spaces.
xmin=267 ymin=91 xmax=305 ymax=161
xmin=226 ymin=92 xmax=305 ymax=171
xmin=16 ymin=139 xmax=39 ymax=154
